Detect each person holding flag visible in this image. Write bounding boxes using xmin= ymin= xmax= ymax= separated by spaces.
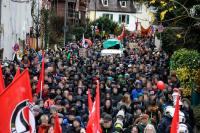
xmin=36 ymin=51 xmax=45 ymax=99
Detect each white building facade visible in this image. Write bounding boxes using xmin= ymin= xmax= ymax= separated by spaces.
xmin=0 ymin=0 xmax=33 ymax=60
xmin=88 ymin=0 xmax=154 ymax=31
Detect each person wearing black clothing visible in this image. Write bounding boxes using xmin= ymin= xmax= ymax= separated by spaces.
xmin=65 ymin=117 xmax=82 ymax=133
xmin=112 ymin=87 xmax=123 ymax=107
xmin=101 ymin=114 xmax=114 ymax=133
xmin=101 ymin=99 xmax=116 ymax=117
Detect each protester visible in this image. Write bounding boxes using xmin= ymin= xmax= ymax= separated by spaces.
xmin=0 ymin=36 xmax=194 ymax=133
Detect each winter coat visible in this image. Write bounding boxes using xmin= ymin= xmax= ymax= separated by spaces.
xmin=157 ymin=115 xmax=172 ymax=133
xmin=111 ymin=93 xmax=123 ymax=107
xmin=131 ymin=88 xmax=143 ymax=101
xmin=65 ymin=126 xmax=81 ymax=133
xmin=101 ymin=127 xmax=114 ymax=133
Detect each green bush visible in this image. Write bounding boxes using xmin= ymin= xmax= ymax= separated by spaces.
xmin=87 ymin=16 xmax=120 ymax=36
xmin=170 ymin=49 xmax=200 ymax=97
xmin=170 ymin=48 xmax=200 ymax=70
xmin=72 ymin=26 xmax=85 ymax=40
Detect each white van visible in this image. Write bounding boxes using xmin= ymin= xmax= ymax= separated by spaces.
xmin=101 ymin=49 xmax=123 ymax=56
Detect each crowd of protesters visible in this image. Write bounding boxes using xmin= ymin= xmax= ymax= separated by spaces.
xmin=0 ymin=37 xmax=194 ymax=133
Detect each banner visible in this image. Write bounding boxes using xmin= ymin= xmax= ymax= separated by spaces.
xmin=0 ymin=69 xmax=35 ymax=133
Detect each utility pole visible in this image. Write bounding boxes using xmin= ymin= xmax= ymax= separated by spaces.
xmin=64 ymin=0 xmax=68 ymax=46
xmin=36 ymin=0 xmax=39 ymax=50
xmin=94 ymin=0 xmax=96 ymax=21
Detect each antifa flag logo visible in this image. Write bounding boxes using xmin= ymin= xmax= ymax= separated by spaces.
xmin=0 ymin=70 xmax=34 ymax=133
xmin=10 ymin=100 xmax=36 ymax=133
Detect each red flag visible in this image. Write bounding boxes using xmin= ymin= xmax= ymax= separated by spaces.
xmin=170 ymin=96 xmax=180 ymax=133
xmin=141 ymin=25 xmax=151 ymax=37
xmin=36 ymin=52 xmax=45 ymax=94
xmin=88 ymin=89 xmax=93 ymax=113
xmin=120 ymin=25 xmax=125 ymax=40
xmin=13 ymin=67 xmax=20 ymax=82
xmin=95 ymin=81 xmax=101 ymax=133
xmin=86 ymin=101 xmax=96 ymax=133
xmin=86 ymin=81 xmax=102 ymax=133
xmin=0 ymin=69 xmax=35 ymax=133
xmin=0 ymin=64 xmax=5 ymax=93
xmin=54 ymin=113 xmax=62 ymax=133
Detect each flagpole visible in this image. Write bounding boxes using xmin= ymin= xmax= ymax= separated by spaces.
xmin=40 ymin=81 xmax=43 ymax=99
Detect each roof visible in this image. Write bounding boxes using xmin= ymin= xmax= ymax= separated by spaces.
xmin=88 ymin=0 xmax=136 ymax=13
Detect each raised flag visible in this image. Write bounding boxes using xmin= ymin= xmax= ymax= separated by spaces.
xmin=0 ymin=69 xmax=35 ymax=133
xmin=36 ymin=52 xmax=45 ymax=96
xmin=13 ymin=67 xmax=20 ymax=82
xmin=54 ymin=113 xmax=62 ymax=133
xmin=86 ymin=101 xmax=96 ymax=133
xmin=86 ymin=81 xmax=102 ymax=133
xmin=120 ymin=25 xmax=126 ymax=40
xmin=82 ymin=34 xmax=88 ymax=48
xmin=95 ymin=81 xmax=102 ymax=133
xmin=170 ymin=95 xmax=180 ymax=133
xmin=0 ymin=64 xmax=5 ymax=93
xmin=88 ymin=88 xmax=93 ymax=113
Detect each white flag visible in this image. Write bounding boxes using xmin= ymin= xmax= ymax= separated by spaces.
xmin=82 ymin=34 xmax=88 ymax=48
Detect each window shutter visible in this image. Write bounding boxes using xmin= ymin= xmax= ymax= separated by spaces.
xmin=126 ymin=15 xmax=129 ymax=24
xmin=119 ymin=15 xmax=122 ymax=24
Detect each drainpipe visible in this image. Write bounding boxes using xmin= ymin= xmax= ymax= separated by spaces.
xmin=64 ymin=0 xmax=68 ymax=46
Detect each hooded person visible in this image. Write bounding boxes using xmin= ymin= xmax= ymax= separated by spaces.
xmin=117 ymin=104 xmax=133 ymax=128
xmin=181 ymin=98 xmax=194 ymax=132
xmin=157 ymin=103 xmax=172 ymax=132
xmin=131 ymin=80 xmax=144 ymax=101
xmin=66 ymin=116 xmax=83 ymax=133
xmin=114 ymin=110 xmax=125 ymax=132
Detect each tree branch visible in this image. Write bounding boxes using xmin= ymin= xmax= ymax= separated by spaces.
xmin=157 ymin=15 xmax=187 ymax=23
xmin=172 ymin=0 xmax=200 ymax=20
xmin=183 ymin=27 xmax=190 ymax=44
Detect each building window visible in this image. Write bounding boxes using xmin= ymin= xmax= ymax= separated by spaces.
xmin=102 ymin=0 xmax=108 ymax=6
xmin=68 ymin=2 xmax=76 ymax=18
xmin=120 ymin=1 xmax=127 ymax=8
xmin=119 ymin=15 xmax=129 ymax=24
xmin=0 ymin=48 xmax=3 ymax=60
xmin=103 ymin=14 xmax=113 ymax=20
xmin=136 ymin=3 xmax=142 ymax=12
